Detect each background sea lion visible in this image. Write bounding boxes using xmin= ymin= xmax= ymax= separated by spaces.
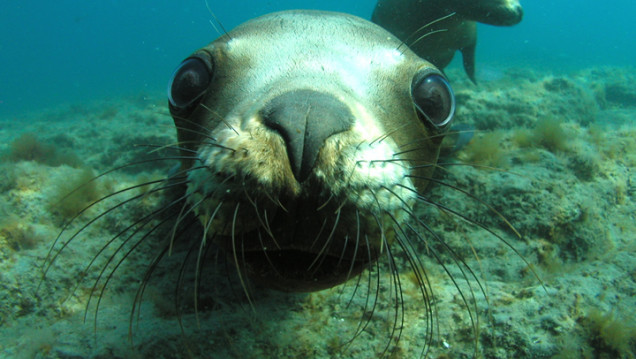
xmin=167 ymin=9 xmax=455 ymax=292
xmin=371 ymin=0 xmax=524 ymax=83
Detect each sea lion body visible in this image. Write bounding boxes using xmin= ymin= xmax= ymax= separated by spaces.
xmin=372 ymin=0 xmax=523 ymax=82
xmin=167 ymin=10 xmax=455 ymax=291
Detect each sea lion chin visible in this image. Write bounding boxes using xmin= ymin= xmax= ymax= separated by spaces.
xmin=167 ymin=10 xmax=455 ymax=292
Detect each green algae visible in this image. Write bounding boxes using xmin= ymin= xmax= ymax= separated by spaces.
xmin=47 ymin=167 xmax=103 ymax=219
xmin=4 ymin=132 xmax=82 ymax=167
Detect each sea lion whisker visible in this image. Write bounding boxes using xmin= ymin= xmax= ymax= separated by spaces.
xmin=168 ymin=194 xmax=198 ymax=255
xmin=194 ymin=202 xmax=223 ymax=326
xmin=392 ymin=142 xmax=445 ymax=158
xmin=73 ymin=192 xmax=191 ymax=308
xmin=136 ymin=142 xmax=230 ymax=155
xmin=368 ymin=158 xmax=412 ymax=167
xmin=369 ymin=121 xmax=413 ymax=146
xmin=230 ymin=202 xmax=255 ymax=310
xmin=315 ymin=192 xmax=335 ymax=211
xmin=434 ymin=162 xmax=534 ymax=182
xmin=259 ymin=187 xmax=287 ymax=212
xmin=397 ymin=130 xmax=451 ymax=150
xmin=409 ymin=29 xmax=450 ymax=50
xmin=47 ymin=158 xmax=197 ymax=215
xmin=129 ymin=239 xmax=171 ymax=341
xmin=387 ymin=212 xmax=437 ymax=357
xmin=261 ymin=209 xmax=281 ymax=250
xmin=173 ymin=224 xmax=205 ymax=336
xmin=242 ymin=187 xmax=281 ymax=250
xmin=402 ymin=212 xmax=480 ymax=346
xmin=136 ymin=214 xmax=199 ymax=314
xmin=403 ymin=176 xmax=522 ymax=238
xmin=256 ymin=229 xmax=283 ymax=278
xmin=410 ymin=159 xmax=532 ymax=181
xmin=91 ymin=212 xmax=182 ymax=333
xmin=373 ymin=214 xmax=405 ymax=358
xmin=173 ymin=125 xmax=221 ymax=144
xmin=42 ymin=177 xmax=189 ymax=280
xmin=336 ymin=209 xmax=359 ymax=271
xmin=336 ymin=210 xmax=361 ymax=298
xmin=308 ymin=217 xmax=329 ymax=251
xmin=170 ymin=112 xmax=220 ymax=138
xmin=169 ymin=172 xmax=235 ymax=254
xmin=348 ymin=210 xmax=362 ymax=282
xmin=307 ymin=207 xmax=342 ymax=272
xmin=338 ymin=210 xmax=362 ymax=304
xmin=397 ymin=12 xmax=456 ymax=50
xmin=412 ymin=188 xmax=546 ymax=290
xmin=342 ymin=241 xmax=382 ymax=351
xmin=383 ymin=186 xmax=484 ymax=352
xmin=199 ymin=103 xmax=239 ymax=136
xmin=137 ymin=142 xmax=200 ymax=154
xmin=405 ymin=219 xmax=483 ymax=355
xmin=204 ymin=0 xmax=231 ymax=40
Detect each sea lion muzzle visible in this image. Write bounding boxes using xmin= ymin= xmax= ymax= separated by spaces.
xmin=260 ymin=89 xmax=355 ymax=182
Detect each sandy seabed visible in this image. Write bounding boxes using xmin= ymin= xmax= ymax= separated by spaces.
xmin=0 ymin=66 xmax=634 ymax=358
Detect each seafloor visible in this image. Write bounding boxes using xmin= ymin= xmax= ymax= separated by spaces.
xmin=0 ymin=66 xmax=634 ymax=359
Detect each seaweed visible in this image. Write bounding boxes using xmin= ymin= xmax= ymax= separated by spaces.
xmin=0 ymin=215 xmax=39 ymax=251
xmin=582 ymin=308 xmax=636 ymax=358
xmin=5 ymin=133 xmax=58 ymax=164
xmin=4 ymin=133 xmax=82 ymax=167
xmin=567 ymin=146 xmax=601 ymax=181
xmin=48 ymin=168 xmax=103 ymax=219
xmin=460 ymin=131 xmax=506 ymax=166
xmin=532 ymin=119 xmax=568 ymax=152
xmin=510 ymin=127 xmax=534 ymax=148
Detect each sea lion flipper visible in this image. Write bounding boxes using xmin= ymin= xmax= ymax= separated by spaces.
xmin=460 ymin=42 xmax=477 ymax=84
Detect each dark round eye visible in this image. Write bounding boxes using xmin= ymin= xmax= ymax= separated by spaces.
xmin=168 ymin=57 xmax=211 ymax=109
xmin=411 ymin=72 xmax=455 ymax=130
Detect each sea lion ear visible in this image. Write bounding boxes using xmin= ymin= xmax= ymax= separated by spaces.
xmin=168 ymin=56 xmax=213 ymax=112
xmin=411 ymin=70 xmax=456 ymax=131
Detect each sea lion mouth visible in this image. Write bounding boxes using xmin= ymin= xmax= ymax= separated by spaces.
xmin=208 ymin=193 xmax=385 ymax=292
xmin=238 ymin=247 xmax=370 ymax=292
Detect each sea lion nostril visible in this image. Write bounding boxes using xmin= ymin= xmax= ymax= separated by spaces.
xmin=260 ymin=89 xmax=354 ymax=182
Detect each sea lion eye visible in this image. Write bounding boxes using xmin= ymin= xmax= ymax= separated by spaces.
xmin=411 ymin=72 xmax=455 ymax=130
xmin=168 ymin=57 xmax=212 ymax=109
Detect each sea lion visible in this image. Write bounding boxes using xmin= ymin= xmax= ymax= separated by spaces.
xmin=44 ymin=9 xmax=523 ymax=357
xmin=371 ymin=0 xmax=524 ymax=83
xmin=167 ymin=9 xmax=455 ymax=292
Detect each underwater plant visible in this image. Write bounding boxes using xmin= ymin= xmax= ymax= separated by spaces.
xmin=583 ymin=308 xmax=636 ymax=358
xmin=532 ymin=118 xmax=568 ymax=153
xmin=5 ymin=133 xmax=82 ymax=167
xmin=459 ymin=131 xmax=507 ymax=166
xmin=48 ymin=168 xmax=103 ymax=220
xmin=6 ymin=133 xmax=58 ymax=164
xmin=0 ymin=215 xmax=39 ymax=251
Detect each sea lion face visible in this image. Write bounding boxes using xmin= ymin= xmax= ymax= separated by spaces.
xmin=168 ymin=10 xmax=455 ymax=292
xmin=451 ymin=0 xmax=523 ymax=25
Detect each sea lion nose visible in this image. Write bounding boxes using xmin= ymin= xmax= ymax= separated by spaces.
xmin=260 ymin=89 xmax=354 ymax=182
